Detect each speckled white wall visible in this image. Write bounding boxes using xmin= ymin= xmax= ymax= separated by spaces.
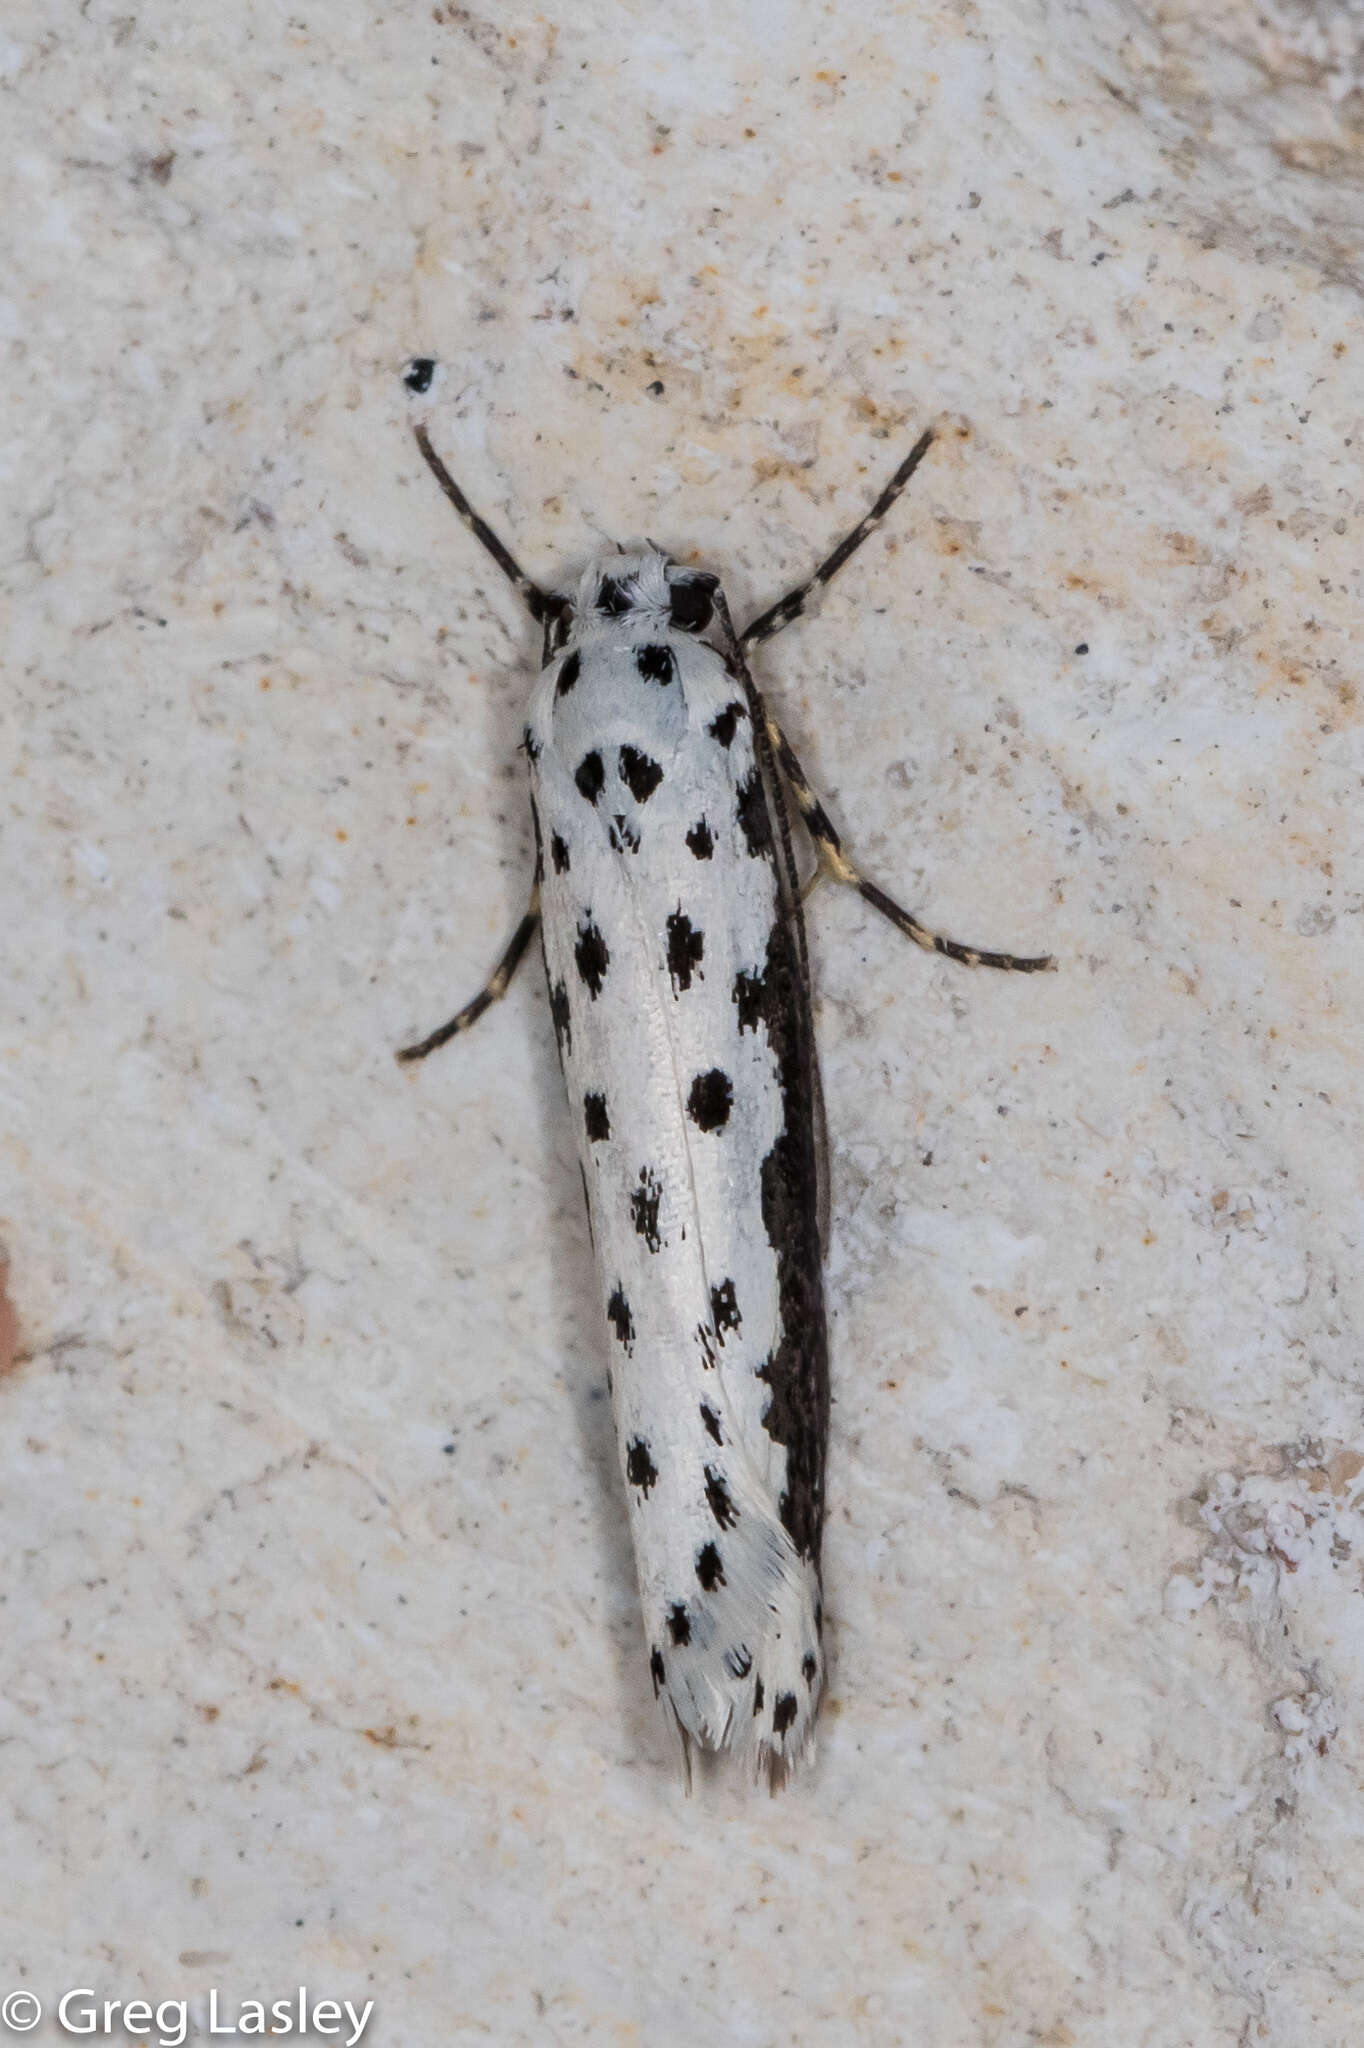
xmin=3 ymin=1 xmax=1362 ymax=2043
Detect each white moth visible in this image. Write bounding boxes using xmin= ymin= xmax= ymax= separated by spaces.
xmin=399 ymin=398 xmax=1053 ymax=1787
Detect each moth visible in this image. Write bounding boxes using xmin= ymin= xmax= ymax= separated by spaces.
xmin=398 ymin=409 xmax=1053 ymax=1787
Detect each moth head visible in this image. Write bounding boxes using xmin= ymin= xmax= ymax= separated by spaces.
xmin=561 ymin=548 xmax=675 ymax=634
xmin=550 ymin=551 xmax=721 ymax=652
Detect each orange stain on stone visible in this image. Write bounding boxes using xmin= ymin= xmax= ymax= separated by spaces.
xmin=0 ymin=1252 xmax=20 ymax=1377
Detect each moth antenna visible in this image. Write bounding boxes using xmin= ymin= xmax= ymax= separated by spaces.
xmin=412 ymin=423 xmax=554 ymax=626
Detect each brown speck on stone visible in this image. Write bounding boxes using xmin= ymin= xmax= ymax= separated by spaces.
xmin=0 ymin=1249 xmax=21 ymax=1378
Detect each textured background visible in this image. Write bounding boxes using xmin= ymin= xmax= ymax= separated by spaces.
xmin=3 ymin=1 xmax=1362 ymax=2042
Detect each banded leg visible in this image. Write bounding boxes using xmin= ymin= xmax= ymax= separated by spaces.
xmin=397 ymin=888 xmax=542 ymax=1063
xmin=741 ymin=428 xmax=936 ymax=649
xmin=765 ymin=719 xmax=1055 ymax=973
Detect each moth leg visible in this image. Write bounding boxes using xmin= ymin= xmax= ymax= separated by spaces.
xmin=740 ymin=428 xmax=936 ymax=650
xmin=396 ymin=888 xmax=542 ymax=1063
xmin=766 ymin=718 xmax=1055 ymax=973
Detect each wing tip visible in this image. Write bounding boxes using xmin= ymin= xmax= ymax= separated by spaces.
xmin=663 ymin=1699 xmax=821 ymax=1794
xmin=657 ymin=1612 xmax=826 ymax=1793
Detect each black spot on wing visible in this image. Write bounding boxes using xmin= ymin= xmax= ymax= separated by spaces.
xmin=523 ymin=725 xmax=541 ymax=763
xmin=687 ymin=1068 xmax=733 ymax=1131
xmin=772 ymin=1692 xmax=799 ymax=1736
xmin=403 ymin=357 xmax=436 ymax=394
xmin=545 ymin=598 xmax=574 ymax=653
xmin=710 ymin=1279 xmax=741 ymax=1340
xmin=685 ymin=818 xmax=714 ymax=860
xmin=700 ymin=1402 xmax=723 ymax=1445
xmin=753 ymin=1676 xmax=765 ymax=1715
xmin=704 ymin=1466 xmax=738 ymax=1530
xmin=597 ymin=575 xmax=634 ymax=617
xmin=548 ymin=981 xmax=571 ymax=1057
xmin=665 ymin=910 xmax=704 ymax=994
xmin=556 ymin=650 xmax=581 ymax=696
xmin=629 ymin=1167 xmax=663 ymax=1252
xmin=619 ymin=746 xmax=663 ymax=804
xmin=695 ymin=1542 xmax=725 ymax=1591
xmin=609 ymin=814 xmax=640 ymax=854
xmin=606 ymin=1285 xmax=634 ymax=1351
xmin=669 ymin=573 xmax=717 ymax=634
xmin=583 ymin=1091 xmax=610 ymax=1142
xmin=708 ymin=701 xmax=745 ymax=748
xmin=635 ymin=643 xmax=675 ymax=685
xmin=733 ymin=967 xmax=769 ymax=1034
xmin=802 ymin=1652 xmax=818 ymax=1687
xmin=551 ymin=832 xmax=571 ymax=874
xmin=667 ymin=1602 xmax=691 ymax=1646
xmin=724 ymin=1644 xmax=752 ymax=1679
xmin=625 ymin=1438 xmax=658 ymax=1495
xmin=650 ymin=1646 xmax=666 ymax=1695
xmin=575 ymin=751 xmax=605 ymax=804
xmin=735 ymin=768 xmax=772 ymax=856
xmin=574 ymin=919 xmax=609 ymax=997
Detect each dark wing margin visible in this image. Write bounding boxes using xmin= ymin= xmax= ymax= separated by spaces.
xmin=710 ymin=588 xmax=830 ymax=1564
xmin=709 ymin=590 xmax=832 ymax=1248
